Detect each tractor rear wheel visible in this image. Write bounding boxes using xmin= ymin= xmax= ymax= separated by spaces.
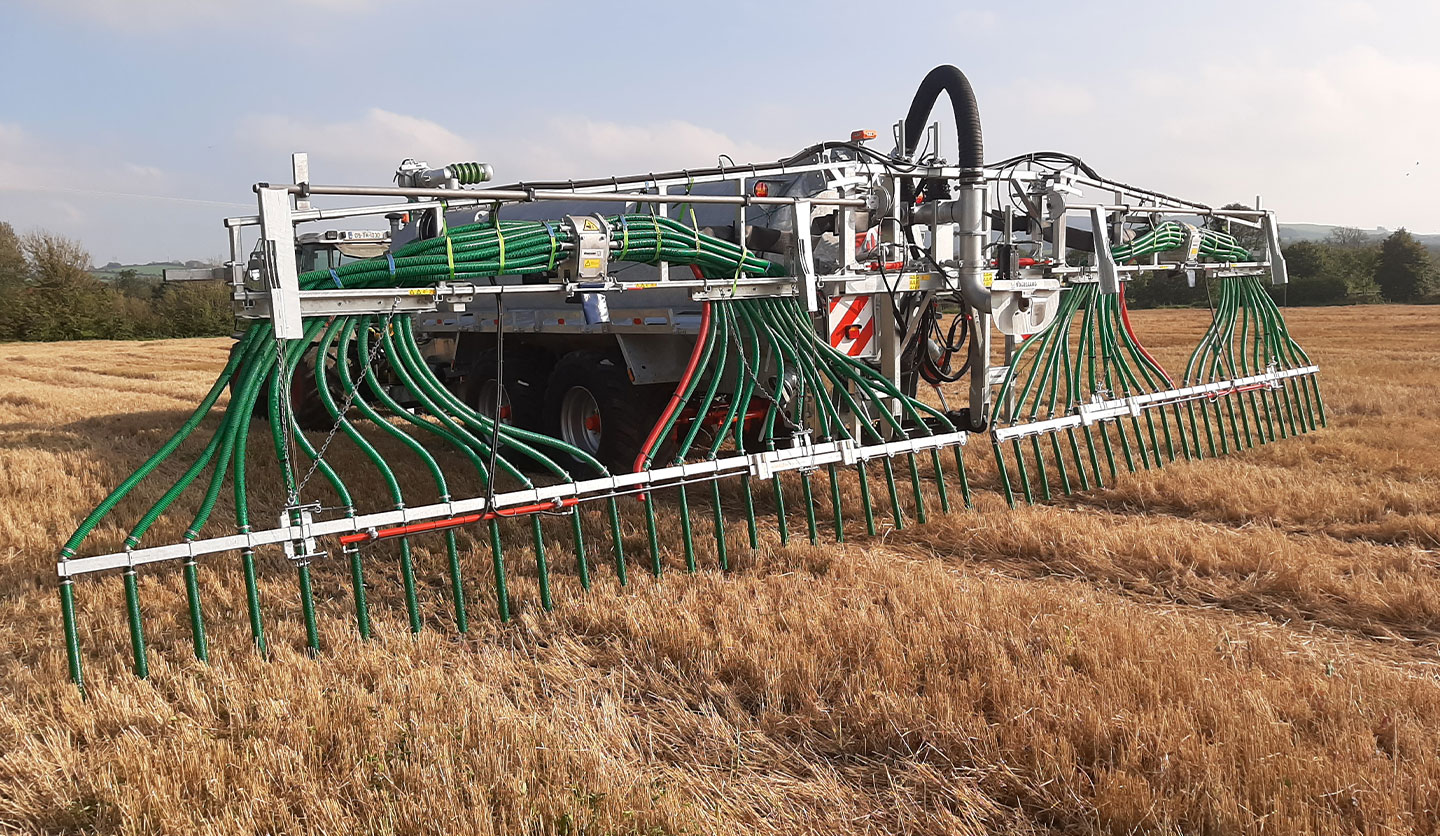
xmin=543 ymin=349 xmax=671 ymax=476
xmin=464 ymin=346 xmax=553 ymax=432
xmin=231 ymin=340 xmax=376 ymax=431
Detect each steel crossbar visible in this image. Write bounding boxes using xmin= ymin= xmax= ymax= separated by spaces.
xmin=990 ymin=366 xmax=1320 ymax=443
xmin=57 ymin=429 xmax=969 ymax=578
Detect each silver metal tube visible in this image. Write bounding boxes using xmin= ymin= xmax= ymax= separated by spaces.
xmin=968 ymin=311 xmax=991 ymax=429
xmin=1048 ymin=260 xmax=1270 ymax=276
xmin=225 ymin=197 xmax=488 ymax=228
xmin=1064 ymin=203 xmax=1267 ymax=221
xmin=955 ymin=171 xmax=990 ymax=313
xmin=273 ymin=183 xmax=866 ymax=208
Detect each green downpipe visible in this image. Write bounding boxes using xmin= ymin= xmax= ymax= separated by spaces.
xmin=183 ymin=560 xmax=207 ymax=663
xmin=882 ymin=456 xmax=905 ymax=528
xmin=711 ymin=479 xmax=728 ymax=571
xmin=570 ymin=510 xmax=590 ymax=591
xmin=241 ymin=547 xmax=267 ymax=655
xmin=677 ymin=485 xmax=697 ymax=572
xmin=856 ymin=462 xmax=877 ymax=535
xmin=532 ymin=515 xmax=552 ymax=611
xmin=60 ymin=580 xmax=83 ymax=690
xmin=827 ymin=463 xmax=845 ymax=542
xmin=906 ymin=453 xmax=928 ymax=523
xmin=345 ymin=545 xmax=372 ymax=640
xmin=800 ymin=471 xmax=819 ymax=545
xmin=123 ymin=569 xmax=147 ymax=679
xmin=297 ymin=562 xmax=319 ymax=654
xmin=772 ymin=474 xmax=790 ymax=545
xmin=993 ymin=442 xmax=1016 ymax=508
xmin=953 ymin=445 xmax=973 ymax=508
xmin=930 ymin=448 xmax=951 ymax=513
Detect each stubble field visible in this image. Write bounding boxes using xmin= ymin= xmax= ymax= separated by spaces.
xmin=0 ymin=305 xmax=1437 ymax=835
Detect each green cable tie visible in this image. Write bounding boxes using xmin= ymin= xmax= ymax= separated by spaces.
xmin=445 ymin=236 xmax=456 ymax=280
xmin=684 ymin=175 xmax=702 ymax=255
xmin=543 ymin=221 xmax=558 ymax=271
xmin=493 ymin=203 xmax=506 ymax=274
xmin=619 ymin=215 xmax=630 ymax=261
xmin=731 ymin=204 xmax=748 ymax=292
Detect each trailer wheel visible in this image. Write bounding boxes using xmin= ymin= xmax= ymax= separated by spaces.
xmin=233 ymin=341 xmax=377 ymax=431
xmin=543 ymin=350 xmax=671 ymax=475
xmin=464 ymin=346 xmax=552 ymax=431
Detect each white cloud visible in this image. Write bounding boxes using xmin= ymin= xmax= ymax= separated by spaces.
xmin=0 ymin=122 xmax=231 ymax=264
xmin=241 ymin=109 xmax=786 ymax=185
xmin=0 ymin=123 xmax=173 ymax=194
xmin=20 ymin=0 xmax=386 ymax=31
xmin=948 ymin=9 xmax=998 ymax=32
xmin=1005 ymin=80 xmax=1097 ymax=119
xmin=495 ymin=117 xmax=784 ymax=180
xmin=247 ymin=109 xmax=480 ymax=177
xmin=990 ymin=45 xmax=1440 ymax=232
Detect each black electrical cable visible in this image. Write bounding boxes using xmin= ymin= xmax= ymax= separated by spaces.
xmin=490 ymin=141 xmax=919 ymax=195
xmin=917 ymin=302 xmax=972 ymax=385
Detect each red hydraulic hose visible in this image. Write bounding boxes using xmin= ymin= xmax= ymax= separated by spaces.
xmin=1118 ymin=283 xmax=1174 ymax=386
xmin=339 ymin=497 xmax=579 ymax=545
xmin=633 ymin=300 xmax=712 ymax=473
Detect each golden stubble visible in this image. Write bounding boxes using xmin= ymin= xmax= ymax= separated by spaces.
xmin=1 ymin=305 xmax=1437 ymax=835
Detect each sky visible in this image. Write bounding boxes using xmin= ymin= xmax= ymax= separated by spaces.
xmin=2 ymin=0 xmax=1438 ymax=265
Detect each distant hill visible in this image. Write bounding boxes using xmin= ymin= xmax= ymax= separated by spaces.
xmin=90 ymin=260 xmax=209 ymax=281
xmin=1278 ymin=223 xmax=1440 ymax=249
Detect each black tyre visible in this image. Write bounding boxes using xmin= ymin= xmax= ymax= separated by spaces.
xmin=237 ymin=340 xmax=375 ymax=431
xmin=286 ymin=349 xmax=338 ymax=431
xmin=543 ymin=349 xmax=672 ymax=475
xmin=463 ymin=345 xmax=554 ymax=431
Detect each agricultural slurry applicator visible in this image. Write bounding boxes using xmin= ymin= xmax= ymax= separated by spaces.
xmin=55 ymin=66 xmax=1323 ymax=688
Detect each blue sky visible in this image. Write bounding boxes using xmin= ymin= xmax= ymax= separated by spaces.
xmin=3 ymin=0 xmax=1438 ymax=264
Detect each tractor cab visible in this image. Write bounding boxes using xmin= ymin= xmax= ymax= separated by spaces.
xmin=295 ymin=229 xmax=390 ymax=273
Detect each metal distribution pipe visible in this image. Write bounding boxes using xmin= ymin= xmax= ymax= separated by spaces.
xmin=897 ymin=64 xmax=991 ymax=314
xmin=955 ymin=173 xmax=991 ymax=313
xmin=269 ymin=183 xmax=867 ymax=209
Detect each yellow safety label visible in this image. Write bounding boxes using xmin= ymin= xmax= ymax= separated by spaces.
xmin=982 ymin=270 xmax=997 ymax=288
xmin=626 ymin=282 xmax=659 ymax=289
xmin=582 ymin=258 xmax=601 ymax=270
xmin=908 ymin=276 xmax=921 ymax=290
xmin=583 ymin=219 xmax=599 ymax=231
xmin=408 ymin=288 xmax=436 ymax=296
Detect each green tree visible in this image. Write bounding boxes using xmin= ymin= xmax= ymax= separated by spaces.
xmin=19 ymin=232 xmax=127 ymax=340
xmin=153 ymin=282 xmax=232 ymax=337
xmin=1324 ymin=227 xmax=1382 ymax=302
xmin=113 ymin=268 xmax=162 ymax=301
xmin=1278 ymin=240 xmax=1347 ymax=305
xmin=1376 ymin=229 xmax=1439 ymax=302
xmin=0 ymin=222 xmax=236 ymax=342
xmin=0 ymin=222 xmax=31 ymax=340
xmin=1208 ymin=202 xmax=1266 ymax=255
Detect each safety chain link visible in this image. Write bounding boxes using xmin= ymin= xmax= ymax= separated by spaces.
xmin=294 ymin=302 xmax=400 ymax=498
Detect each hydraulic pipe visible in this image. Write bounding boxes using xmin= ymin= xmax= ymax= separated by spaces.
xmin=339 ymin=497 xmax=580 ymax=546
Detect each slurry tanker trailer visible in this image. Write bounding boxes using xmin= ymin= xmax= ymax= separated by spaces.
xmin=56 ymin=65 xmax=1321 ymax=686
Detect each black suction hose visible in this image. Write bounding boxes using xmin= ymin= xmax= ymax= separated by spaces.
xmin=903 ymin=64 xmax=984 ymax=168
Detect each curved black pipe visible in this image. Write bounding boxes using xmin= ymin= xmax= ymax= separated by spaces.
xmin=903 ymin=64 xmax=984 ymax=168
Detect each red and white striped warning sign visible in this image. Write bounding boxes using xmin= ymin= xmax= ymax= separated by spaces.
xmin=827 ymin=294 xmax=877 ymax=359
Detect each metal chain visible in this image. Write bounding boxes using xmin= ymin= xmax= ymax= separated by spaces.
xmin=294 ymin=303 xmax=399 ymax=498
xmin=272 ymin=332 xmax=300 ymax=506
